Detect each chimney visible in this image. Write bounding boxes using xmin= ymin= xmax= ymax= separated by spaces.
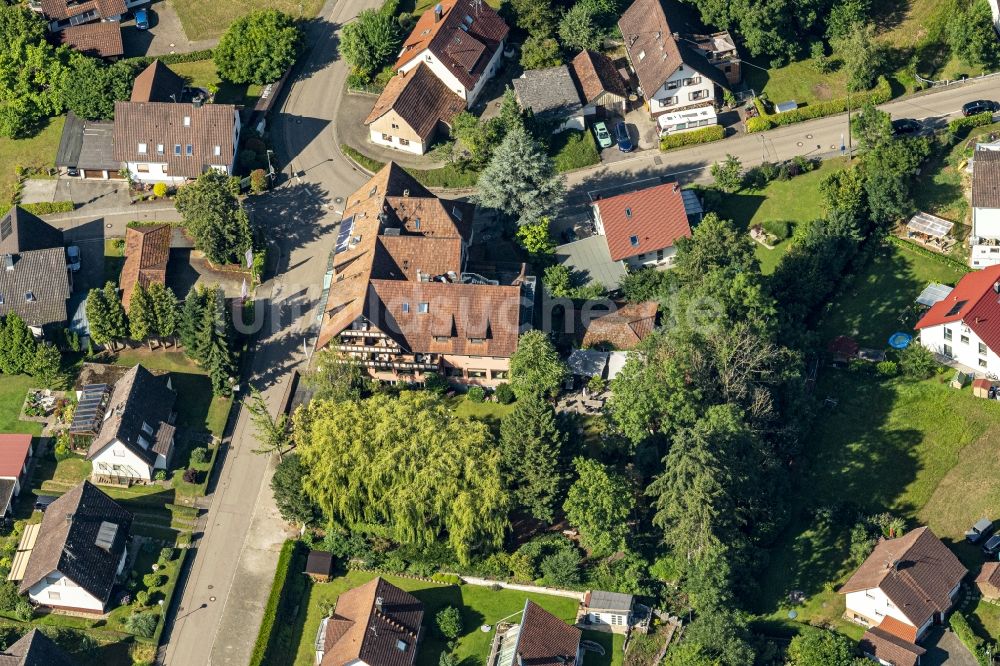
xmin=375 ymin=596 xmax=383 ymax=613
xmin=192 ymin=95 xmax=204 ymax=108
xmin=65 ymin=513 xmax=74 ymax=526
xmin=994 ymin=280 xmax=1000 ymax=294
xmin=434 ymin=3 xmax=443 ymax=21
xmin=672 ymin=182 xmax=679 ymax=192
xmin=403 ymin=188 xmax=410 ymax=197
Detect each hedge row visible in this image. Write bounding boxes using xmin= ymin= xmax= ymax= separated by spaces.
xmin=249 ymin=540 xmax=305 ymax=666
xmin=19 ymin=201 xmax=74 ymax=215
xmin=746 ymin=77 xmax=893 ymax=133
xmin=123 ymin=49 xmax=215 ymax=69
xmin=659 ymin=124 xmax=726 ymax=151
xmin=151 ymin=548 xmax=189 ymax=646
xmin=948 ymin=111 xmax=995 ymax=135
xmin=888 ymin=236 xmax=971 ymax=274
xmin=948 ymin=611 xmax=989 ymax=666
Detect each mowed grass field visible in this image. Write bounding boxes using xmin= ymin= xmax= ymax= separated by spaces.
xmin=0 ymin=116 xmax=63 ymax=213
xmin=755 ymin=241 xmax=1000 ymax=642
xmin=169 ymin=0 xmax=325 ymax=41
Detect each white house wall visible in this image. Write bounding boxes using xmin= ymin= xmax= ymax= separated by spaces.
xmin=919 ymin=322 xmax=1000 ymax=375
xmin=28 ymin=571 xmax=105 ymax=612
xmin=845 ymin=589 xmax=926 ymax=636
xmin=587 ymin=610 xmax=631 ymax=632
xmin=91 ymin=440 xmax=154 ymax=480
xmin=645 ymin=65 xmax=715 ymax=117
xmin=369 ymin=129 xmax=426 ymax=155
xmin=972 ymin=206 xmax=1000 ymax=268
xmin=623 ymin=246 xmax=678 ymax=270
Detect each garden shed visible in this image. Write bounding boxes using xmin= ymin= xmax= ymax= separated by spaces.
xmin=304 ymin=550 xmax=334 ymax=582
xmin=973 ymin=378 xmax=994 ymax=398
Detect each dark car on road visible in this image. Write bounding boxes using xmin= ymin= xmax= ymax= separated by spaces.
xmin=615 ymin=122 xmax=633 ymax=153
xmin=891 ymin=118 xmax=924 ymax=137
xmin=962 ymin=100 xmax=999 ymax=117
xmin=967 ymin=517 xmax=995 ymax=544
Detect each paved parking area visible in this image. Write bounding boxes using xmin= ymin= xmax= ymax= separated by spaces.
xmin=920 ymin=626 xmax=978 ymax=666
xmin=121 ymin=0 xmax=217 ymax=57
xmin=22 ymin=178 xmax=129 ymax=208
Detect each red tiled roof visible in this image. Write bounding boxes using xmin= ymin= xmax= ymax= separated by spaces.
xmin=394 ymin=0 xmax=509 ymax=92
xmin=840 ymin=527 xmax=967 ymax=629
xmin=0 ymin=434 xmax=31 ymax=480
xmin=915 ymin=264 xmax=1000 ymax=353
xmin=120 ymin=224 xmax=171 ymax=310
xmin=515 ymin=601 xmax=581 ymax=666
xmin=859 ymin=626 xmax=926 ymax=666
xmin=876 ymin=615 xmax=918 ymax=643
xmin=56 ymin=22 xmax=124 ymax=59
xmin=976 ymin=561 xmax=1000 ymax=588
xmin=39 ymin=0 xmax=125 ymax=21
xmin=570 ymin=50 xmax=627 ymax=104
xmin=131 ymin=60 xmax=186 ymax=103
xmin=582 ymin=301 xmax=657 ymax=350
xmin=593 ymin=182 xmax=691 ymax=261
xmin=366 ymin=64 xmax=466 ymax=139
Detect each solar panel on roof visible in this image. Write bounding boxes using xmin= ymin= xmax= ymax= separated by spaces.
xmin=946 ymin=300 xmax=968 ymax=317
xmin=0 ymin=216 xmax=11 ymax=241
xmin=335 ymin=216 xmax=355 ymax=252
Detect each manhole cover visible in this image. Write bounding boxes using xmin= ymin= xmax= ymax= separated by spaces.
xmin=805 ymin=134 xmax=813 ymax=139
xmin=335 ymin=197 xmax=344 ymax=204
xmin=796 ymin=141 xmax=803 ymax=147
xmin=209 ymin=596 xmax=217 ymax=602
xmin=653 ymin=156 xmax=663 ymax=165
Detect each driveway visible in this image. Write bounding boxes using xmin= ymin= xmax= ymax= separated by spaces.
xmin=21 ymin=179 xmax=129 ymax=208
xmin=121 ymin=0 xmax=217 ymax=57
xmin=921 ymin=626 xmax=979 ymax=666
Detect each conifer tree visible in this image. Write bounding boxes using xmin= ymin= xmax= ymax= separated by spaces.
xmin=85 ymin=287 xmax=111 ymax=348
xmin=499 ymin=393 xmax=567 ymax=523
xmin=179 ymin=288 xmax=206 ymax=359
xmin=128 ymin=283 xmax=155 ymax=347
xmin=0 ymin=314 xmax=37 ymax=375
xmin=102 ymin=281 xmax=128 ymax=350
xmin=147 ymin=283 xmax=179 ymax=346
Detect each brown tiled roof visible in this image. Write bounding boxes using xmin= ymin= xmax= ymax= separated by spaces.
xmin=618 ymin=0 xmax=681 ymax=97
xmin=876 ymin=615 xmax=918 ymax=643
xmin=594 ymin=182 xmax=691 ymax=261
xmin=976 ymin=561 xmax=1000 ymax=588
xmin=18 ymin=481 xmax=132 ymax=605
xmin=859 ymin=626 xmax=926 ymax=666
xmin=570 ymin=50 xmax=627 ymax=104
xmin=973 ymin=149 xmax=1000 ymax=208
xmin=56 ymin=22 xmax=124 ymax=59
xmin=131 ymin=60 xmax=186 ymax=103
xmin=514 ymin=601 xmax=581 ymax=666
xmin=394 ymin=0 xmax=509 ymax=92
xmin=120 ymin=224 xmax=171 ymax=310
xmin=840 ymin=527 xmax=967 ymax=628
xmin=582 ymin=301 xmax=657 ymax=350
xmin=320 ymin=577 xmax=423 ymax=666
xmin=374 ymin=235 xmax=463 ymax=281
xmin=39 ymin=0 xmax=125 ymax=21
xmin=113 ymin=101 xmax=238 ymax=178
xmin=365 ymin=64 xmax=466 ymax=140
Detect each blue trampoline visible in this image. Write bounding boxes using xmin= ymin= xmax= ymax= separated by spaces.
xmin=889 ymin=332 xmax=913 ymax=349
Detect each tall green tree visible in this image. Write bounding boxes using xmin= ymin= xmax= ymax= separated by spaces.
xmin=214 ymin=10 xmax=303 ymax=84
xmin=294 ymin=391 xmax=509 ymax=564
xmin=0 ymin=314 xmax=37 ymax=375
xmin=179 ymin=288 xmax=207 ymax=357
xmin=60 ymin=56 xmax=135 ymax=120
xmin=340 ymin=0 xmax=401 ymax=79
xmin=245 ymin=386 xmax=291 ymax=456
xmin=306 ymin=347 xmax=369 ymax=402
xmin=509 ymin=330 xmax=567 ymax=399
xmin=710 ymin=154 xmax=743 ymax=193
xmin=147 ymin=283 xmax=179 ymax=344
xmin=673 ymin=213 xmax=759 ymax=286
xmin=851 ymin=102 xmax=892 ymax=150
xmin=558 ymin=0 xmax=603 ymax=51
xmin=947 ymin=0 xmax=1000 ymax=69
xmin=175 ymin=171 xmax=253 ymax=265
xmin=103 ymin=281 xmax=128 ymax=350
xmin=29 ymin=343 xmax=62 ymax=387
xmin=475 ymin=125 xmax=565 ymax=226
xmin=787 ymin=629 xmax=861 ymax=666
xmin=837 ymin=23 xmax=884 ymax=92
xmin=562 ymin=458 xmax=634 ymax=556
xmin=128 ymin=283 xmax=155 ymax=345
xmin=198 ymin=290 xmax=237 ymax=395
xmin=271 ymin=452 xmax=321 ymax=526
xmin=499 ymin=394 xmax=566 ymax=522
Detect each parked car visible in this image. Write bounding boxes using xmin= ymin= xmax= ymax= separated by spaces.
xmin=592 ymin=122 xmax=613 ymax=149
xmin=984 ymin=534 xmax=1000 ymax=557
xmin=66 ymin=246 xmax=81 ymax=272
xmin=134 ymin=8 xmax=150 ymax=29
xmin=34 ymin=495 xmax=57 ymax=512
xmin=962 ymin=100 xmax=999 ymax=117
xmin=966 ymin=517 xmax=994 ymax=544
xmin=615 ymin=122 xmax=633 ymax=153
xmin=891 ymin=118 xmax=924 ymax=137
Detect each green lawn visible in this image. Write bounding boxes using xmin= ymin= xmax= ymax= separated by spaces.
xmin=291 ymin=571 xmax=582 ymax=666
xmin=551 ymin=130 xmax=601 ymax=172
xmin=168 ymin=59 xmax=264 ymax=106
xmin=712 ymin=159 xmax=844 ymax=274
xmin=744 ymin=56 xmax=849 ymax=107
xmin=0 ymin=376 xmax=43 ymax=436
xmin=169 ymin=0 xmax=324 ymax=41
xmin=0 ymin=116 xmax=63 ymax=214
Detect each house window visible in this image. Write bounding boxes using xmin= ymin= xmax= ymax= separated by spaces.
xmin=157 ymin=144 xmax=164 ymax=155
xmin=683 ymin=77 xmax=702 ymax=86
xmin=48 ymin=591 xmax=61 ymax=601
xmin=980 ymin=358 xmax=988 ymax=368
xmin=433 ymin=336 xmax=450 ymax=342
xmin=138 ymin=435 xmax=150 ymax=450
xmin=657 ymin=249 xmax=664 ymax=261
xmin=629 ymin=235 xmax=639 ymax=247
xmin=980 ymin=342 xmax=987 ymax=355
xmin=113 ymin=448 xmax=125 ymax=457
xmin=493 ymin=370 xmax=509 ymax=379
xmin=414 ymin=218 xmax=420 ymax=229
xmin=24 ymin=291 xmax=35 ymax=302
xmin=136 ymin=164 xmax=150 ymax=173
xmin=689 ymin=90 xmax=708 ymax=101
xmin=665 ymin=80 xmax=680 ymax=90
xmin=185 ymin=145 xmax=193 ymax=156
xmin=469 ymin=337 xmax=485 ymax=344
xmin=402 ymin=303 xmax=410 ymax=313
xmin=399 ymin=138 xmax=410 ymax=146
xmin=174 ymin=144 xmax=182 ymax=156
xmin=961 ymin=334 xmax=970 ymax=344
xmin=183 ymin=116 xmax=191 ymax=127
xmin=214 ymin=145 xmax=221 ymax=156
xmin=417 ymin=302 xmax=429 ymax=314
xmin=138 ymin=143 xmax=147 ymax=154
xmin=142 ymin=422 xmax=154 ymax=436
xmin=944 ymin=344 xmax=953 ymax=357
xmin=382 ymin=133 xmax=393 ymax=142
xmin=944 ymin=327 xmax=952 ymax=341
xmin=661 ymin=96 xmax=678 ymax=107
xmin=391 ymin=123 xmax=400 ymax=129
xmin=865 ymin=590 xmax=875 ymax=599
xmin=468 ymin=369 xmax=487 ymax=378
xmin=396 ymin=640 xmax=409 ymax=652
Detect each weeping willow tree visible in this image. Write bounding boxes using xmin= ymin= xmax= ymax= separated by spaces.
xmin=294 ymin=391 xmax=509 ymax=564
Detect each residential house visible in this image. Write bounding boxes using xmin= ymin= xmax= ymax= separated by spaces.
xmin=0 ymin=207 xmax=72 ymax=335
xmin=581 ymin=301 xmax=657 ymax=350
xmin=618 ymin=0 xmax=731 ymax=127
xmin=686 ymin=31 xmax=741 ymax=85
xmin=56 ymin=22 xmax=124 ymax=59
xmin=316 ymin=162 xmax=531 ymax=387
xmin=114 ymin=61 xmax=241 ymax=185
xmin=314 ymin=577 xmax=423 ymax=666
xmin=569 ymin=50 xmax=628 ymax=117
xmin=592 ymin=181 xmax=693 ymax=270
xmin=976 ymin=562 xmax=1000 ymax=601
xmin=840 ymin=527 xmax=967 ymax=646
xmin=858 ymin=619 xmax=927 ymax=666
xmin=0 ymin=628 xmax=75 ymax=666
xmin=488 ymin=600 xmax=582 ymax=666
xmin=119 ymin=224 xmax=171 ymax=311
xmin=9 ymin=481 xmax=132 ymax=613
xmin=0 ymin=434 xmax=34 ymax=517
xmin=31 ymin=0 xmax=146 ymax=31
xmin=581 ymin=590 xmax=635 ymax=633
xmin=914 ymin=264 xmax=1000 ymax=376
xmin=393 ymin=0 xmax=509 ymax=106
xmin=365 ymin=63 xmax=466 ymax=155
xmin=513 ymin=65 xmax=586 ymax=133
xmin=55 ymin=112 xmax=121 ymax=180
xmin=971 ymin=149 xmax=1000 ymax=268
xmin=86 ymin=364 xmax=177 ymax=483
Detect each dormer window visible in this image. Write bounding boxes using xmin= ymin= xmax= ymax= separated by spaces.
xmin=138 ymin=435 xmax=150 ymax=449
xmin=183 ymin=116 xmax=191 ymax=127
xmin=186 ymin=144 xmax=193 ymax=156
xmin=629 ymin=235 xmax=639 ymax=247
xmin=402 ymin=303 xmax=410 ymax=313
xmin=469 ymin=337 xmax=485 ymax=344
xmin=138 ymin=143 xmax=147 ymax=154
xmin=157 ymin=144 xmax=164 ymax=155
xmin=174 ymin=144 xmax=181 ymax=156
xmin=414 ymin=218 xmax=421 ymax=229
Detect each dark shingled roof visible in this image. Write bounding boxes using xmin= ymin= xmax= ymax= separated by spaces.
xmin=973 ymin=149 xmax=1000 ymax=208
xmin=86 ymin=364 xmax=176 ymax=466
xmin=513 ymin=600 xmax=581 ymax=666
xmin=130 ymin=60 xmax=186 ymax=103
xmin=0 ymin=208 xmax=70 ymax=328
xmin=320 ymin=577 xmax=424 ymax=666
xmin=18 ymin=481 xmax=132 ymax=605
xmin=0 ymin=629 xmax=76 ymax=666
xmin=56 ymin=113 xmax=118 ymax=170
xmin=305 ymin=550 xmax=334 ymax=576
xmin=56 ymin=22 xmax=124 ymax=59
xmin=512 ymin=66 xmax=582 ymax=118
xmin=0 ymin=479 xmax=14 ymax=518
